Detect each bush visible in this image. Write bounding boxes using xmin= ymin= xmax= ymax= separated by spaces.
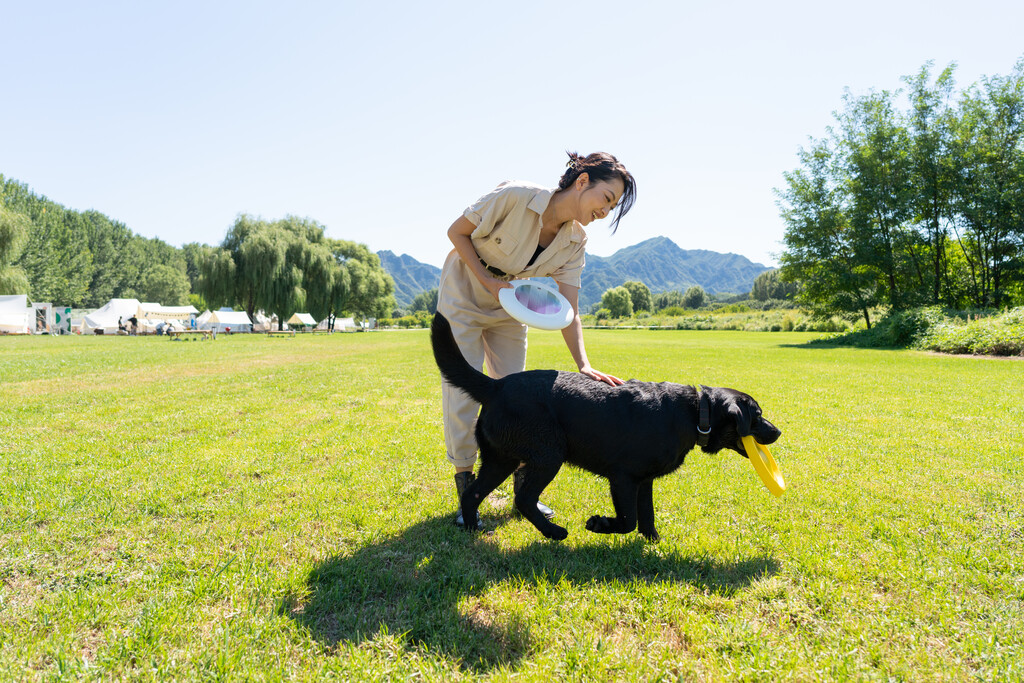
xmin=920 ymin=307 xmax=1024 ymax=356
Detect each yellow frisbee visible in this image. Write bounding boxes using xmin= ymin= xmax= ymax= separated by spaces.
xmin=742 ymin=435 xmax=785 ymax=497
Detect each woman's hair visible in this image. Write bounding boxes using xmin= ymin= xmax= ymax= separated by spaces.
xmin=557 ymin=151 xmax=637 ymax=233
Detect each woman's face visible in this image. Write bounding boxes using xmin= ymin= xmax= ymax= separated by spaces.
xmin=575 ymin=174 xmax=625 ymax=226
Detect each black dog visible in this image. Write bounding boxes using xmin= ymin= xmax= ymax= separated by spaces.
xmin=431 ymin=312 xmax=781 ymax=541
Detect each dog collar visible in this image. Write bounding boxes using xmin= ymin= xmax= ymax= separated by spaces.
xmin=697 ymin=386 xmax=711 ymax=448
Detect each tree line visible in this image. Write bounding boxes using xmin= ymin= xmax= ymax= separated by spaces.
xmin=0 ymin=176 xmax=395 ymax=323
xmin=777 ymin=59 xmax=1024 ymax=327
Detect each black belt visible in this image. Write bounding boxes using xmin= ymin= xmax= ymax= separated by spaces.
xmin=479 ymin=258 xmax=513 ymax=281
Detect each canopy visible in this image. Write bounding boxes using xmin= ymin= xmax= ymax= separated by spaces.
xmin=137 ymin=303 xmax=199 ymax=320
xmin=0 ymin=295 xmax=32 ymax=334
xmin=287 ymin=312 xmax=317 ymax=326
xmin=80 ymin=298 xmax=140 ymax=334
xmin=209 ymin=310 xmax=252 ymax=325
xmin=199 ymin=308 xmax=253 ymax=333
xmin=316 ymin=315 xmax=357 ymax=332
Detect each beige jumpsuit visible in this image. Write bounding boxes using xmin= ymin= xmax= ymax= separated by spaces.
xmin=437 ymin=181 xmax=587 ymax=468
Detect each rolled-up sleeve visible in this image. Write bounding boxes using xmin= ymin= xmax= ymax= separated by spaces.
xmin=463 ymin=182 xmax=517 ymax=239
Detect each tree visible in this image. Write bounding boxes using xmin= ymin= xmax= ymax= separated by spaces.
xmin=903 ymin=62 xmax=958 ymax=305
xmin=621 ymin=280 xmax=652 ymax=312
xmin=778 ymin=138 xmax=881 ymax=327
xmin=0 ymin=205 xmax=31 ymax=295
xmin=750 ymin=269 xmax=800 ymax=301
xmin=682 ymin=285 xmax=706 ymax=309
xmin=410 ymin=287 xmax=439 ymax=314
xmin=948 ymin=61 xmax=1024 ymax=307
xmin=652 ymin=290 xmax=685 ymax=311
xmin=839 ymin=88 xmax=919 ymax=310
xmin=140 ymin=264 xmax=191 ymax=305
xmin=330 ymin=240 xmax=396 ymax=319
xmin=601 ymin=286 xmax=633 ymax=318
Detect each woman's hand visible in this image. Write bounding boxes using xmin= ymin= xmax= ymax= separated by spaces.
xmin=579 ymin=365 xmax=624 ymax=386
xmin=485 ymin=277 xmax=513 ymax=302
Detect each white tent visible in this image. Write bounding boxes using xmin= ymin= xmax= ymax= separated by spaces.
xmin=0 ymin=295 xmax=32 ymax=334
xmin=287 ymin=312 xmax=317 ymax=328
xmin=252 ymin=312 xmax=273 ymax=333
xmin=202 ymin=309 xmax=253 ymax=333
xmin=137 ymin=303 xmax=199 ymax=320
xmin=316 ymin=315 xmax=357 ymax=332
xmin=80 ymin=298 xmax=140 ymax=335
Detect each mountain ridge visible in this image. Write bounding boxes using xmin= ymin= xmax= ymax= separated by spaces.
xmin=378 ymin=237 xmax=771 ymax=310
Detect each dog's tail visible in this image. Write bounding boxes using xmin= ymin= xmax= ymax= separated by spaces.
xmin=430 ymin=312 xmax=498 ymax=405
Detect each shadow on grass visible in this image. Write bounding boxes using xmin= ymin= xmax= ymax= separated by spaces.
xmin=284 ymin=514 xmax=778 ymax=673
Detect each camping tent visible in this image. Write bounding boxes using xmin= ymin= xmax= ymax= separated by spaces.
xmin=202 ymin=309 xmax=253 ymax=333
xmin=316 ymin=315 xmax=357 ymax=332
xmin=0 ymin=295 xmax=32 ymax=334
xmin=252 ymin=312 xmax=275 ymax=333
xmin=80 ymin=298 xmax=140 ymax=335
xmin=287 ymin=313 xmax=317 ymax=329
xmin=137 ymin=303 xmax=199 ymax=320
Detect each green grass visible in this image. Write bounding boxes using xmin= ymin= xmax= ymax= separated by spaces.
xmin=1 ymin=330 xmax=1022 ymax=680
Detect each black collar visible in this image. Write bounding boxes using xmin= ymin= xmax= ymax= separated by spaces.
xmin=696 ymin=386 xmax=711 ymax=448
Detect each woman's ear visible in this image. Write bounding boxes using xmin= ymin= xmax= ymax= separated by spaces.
xmin=575 ymin=172 xmax=590 ymax=190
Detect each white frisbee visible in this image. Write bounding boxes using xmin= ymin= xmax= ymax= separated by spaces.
xmin=498 ymin=279 xmax=575 ymax=330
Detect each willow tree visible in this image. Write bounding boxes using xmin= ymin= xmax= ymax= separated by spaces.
xmin=0 ymin=205 xmax=31 ymax=295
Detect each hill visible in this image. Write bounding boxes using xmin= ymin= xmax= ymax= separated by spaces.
xmin=379 ymin=237 xmax=771 ymax=310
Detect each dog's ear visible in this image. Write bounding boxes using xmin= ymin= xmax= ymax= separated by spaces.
xmin=726 ymin=400 xmax=753 ymax=437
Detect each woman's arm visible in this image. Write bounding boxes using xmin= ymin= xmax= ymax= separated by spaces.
xmin=557 ymin=282 xmax=624 ymax=386
xmin=447 ymin=215 xmax=511 ymax=302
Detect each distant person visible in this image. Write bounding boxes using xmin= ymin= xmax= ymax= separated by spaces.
xmin=118 ymin=316 xmax=125 ymax=333
xmin=128 ymin=314 xmax=138 ymax=336
xmin=437 ymin=151 xmax=636 ymax=528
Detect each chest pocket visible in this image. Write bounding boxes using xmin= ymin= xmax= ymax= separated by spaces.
xmin=491 ymin=226 xmax=519 ymax=256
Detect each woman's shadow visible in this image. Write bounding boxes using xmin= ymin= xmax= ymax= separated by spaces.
xmin=282 ymin=514 xmax=778 ymax=673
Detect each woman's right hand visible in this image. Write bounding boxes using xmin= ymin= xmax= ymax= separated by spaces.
xmin=485 ymin=277 xmax=513 ymax=303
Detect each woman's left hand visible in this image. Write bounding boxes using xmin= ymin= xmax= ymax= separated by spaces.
xmin=579 ymin=365 xmax=624 ymax=386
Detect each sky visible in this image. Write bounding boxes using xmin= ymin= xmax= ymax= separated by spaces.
xmin=3 ymin=1 xmax=1023 ymax=270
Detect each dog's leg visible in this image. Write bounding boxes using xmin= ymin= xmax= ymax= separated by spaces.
xmin=586 ymin=477 xmax=639 ymax=535
xmin=635 ymin=480 xmax=659 ymax=541
xmin=513 ymin=464 xmax=568 ymax=540
xmin=460 ymin=457 xmax=518 ymax=533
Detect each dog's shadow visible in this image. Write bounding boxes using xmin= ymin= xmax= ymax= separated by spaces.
xmin=282 ymin=515 xmax=778 ymax=672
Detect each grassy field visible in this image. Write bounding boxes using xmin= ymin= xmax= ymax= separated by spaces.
xmin=1 ymin=329 xmax=1022 ymax=681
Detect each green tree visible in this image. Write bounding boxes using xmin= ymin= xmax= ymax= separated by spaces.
xmin=601 ymin=286 xmax=633 ymax=318
xmin=948 ymin=60 xmax=1024 ymax=307
xmin=839 ymin=87 xmax=919 ymax=310
xmin=778 ymin=138 xmax=881 ymax=327
xmin=621 ymin=280 xmax=652 ymax=312
xmin=652 ymin=290 xmax=685 ymax=311
xmin=750 ymin=269 xmax=800 ymax=301
xmin=330 ymin=240 xmax=396 ymax=319
xmin=904 ymin=62 xmax=958 ymax=305
xmin=682 ymin=285 xmax=707 ymax=309
xmin=410 ymin=287 xmax=439 ymax=314
xmin=139 ymin=264 xmax=191 ymax=305
xmin=0 ymin=205 xmax=31 ymax=295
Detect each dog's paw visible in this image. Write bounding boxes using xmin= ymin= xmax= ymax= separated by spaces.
xmin=543 ymin=524 xmax=568 ymax=541
xmin=585 ymin=515 xmax=613 ymax=534
xmin=639 ymin=528 xmax=661 ymax=542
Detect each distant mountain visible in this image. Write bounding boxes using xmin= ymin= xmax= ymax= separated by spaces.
xmin=377 ymin=250 xmax=442 ymax=309
xmin=378 ymin=237 xmax=770 ymax=311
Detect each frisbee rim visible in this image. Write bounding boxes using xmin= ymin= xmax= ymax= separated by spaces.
xmin=498 ymin=279 xmax=575 ymax=330
xmin=741 ymin=435 xmax=785 ymax=497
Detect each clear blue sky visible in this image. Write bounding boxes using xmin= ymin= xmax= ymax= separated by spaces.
xmin=3 ymin=1 xmax=1022 ymax=269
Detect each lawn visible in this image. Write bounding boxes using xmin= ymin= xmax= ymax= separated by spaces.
xmin=1 ymin=329 xmax=1021 ymax=680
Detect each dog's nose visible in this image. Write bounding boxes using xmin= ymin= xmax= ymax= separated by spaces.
xmin=755 ymin=422 xmax=782 ymax=445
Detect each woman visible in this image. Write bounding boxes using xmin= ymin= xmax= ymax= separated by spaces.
xmin=438 ymin=151 xmax=637 ymax=527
